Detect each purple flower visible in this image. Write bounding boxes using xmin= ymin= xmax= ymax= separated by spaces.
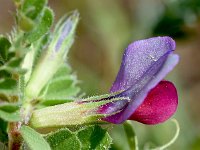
xmin=30 ymin=36 xmax=179 ymax=128
xmin=98 ymin=36 xmax=179 ymax=125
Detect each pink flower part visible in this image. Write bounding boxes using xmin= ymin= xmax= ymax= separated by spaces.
xmin=129 ymin=80 xmax=178 ymax=124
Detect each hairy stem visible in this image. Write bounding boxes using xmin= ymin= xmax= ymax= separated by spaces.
xmin=8 ymin=100 xmax=33 ymax=150
xmin=8 ymin=122 xmax=22 ymax=150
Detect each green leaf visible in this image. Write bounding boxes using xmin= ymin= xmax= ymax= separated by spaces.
xmin=77 ymin=125 xmax=112 ymax=150
xmin=6 ymin=52 xmax=15 ymax=63
xmin=0 ymin=70 xmax=11 ymax=79
xmin=20 ymin=125 xmax=51 ymax=150
xmin=0 ymin=118 xmax=7 ymax=135
xmin=2 ymin=57 xmax=26 ymax=74
xmin=6 ymin=57 xmax=22 ymax=68
xmin=21 ymin=0 xmax=47 ymax=20
xmin=0 ymin=78 xmax=18 ymax=95
xmin=0 ymin=78 xmax=19 ymax=101
xmin=0 ymin=103 xmax=19 ymax=113
xmin=18 ymin=12 xmax=35 ymax=32
xmin=0 ymin=110 xmax=20 ymax=122
xmin=0 ymin=131 xmax=7 ymax=143
xmin=45 ymin=128 xmax=81 ymax=150
xmin=0 ymin=118 xmax=8 ymax=143
xmin=0 ymin=78 xmax=19 ymax=102
xmin=25 ymin=7 xmax=54 ymax=43
xmin=0 ymin=36 xmax=11 ymax=62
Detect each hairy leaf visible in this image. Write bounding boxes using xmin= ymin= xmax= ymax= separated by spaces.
xmin=2 ymin=57 xmax=25 ymax=74
xmin=0 ymin=78 xmax=19 ymax=102
xmin=0 ymin=78 xmax=18 ymax=95
xmin=0 ymin=118 xmax=8 ymax=143
xmin=20 ymin=125 xmax=51 ymax=150
xmin=25 ymin=7 xmax=54 ymax=43
xmin=21 ymin=0 xmax=47 ymax=20
xmin=0 ymin=36 xmax=11 ymax=63
xmin=0 ymin=103 xmax=19 ymax=113
xmin=0 ymin=110 xmax=20 ymax=122
xmin=77 ymin=125 xmax=112 ymax=150
xmin=45 ymin=128 xmax=81 ymax=150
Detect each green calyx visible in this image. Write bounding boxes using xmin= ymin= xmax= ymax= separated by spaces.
xmin=29 ymin=95 xmax=129 ymax=128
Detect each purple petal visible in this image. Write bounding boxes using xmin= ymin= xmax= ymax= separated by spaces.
xmin=129 ymin=80 xmax=178 ymax=124
xmin=55 ymin=19 xmax=73 ymax=51
xmin=54 ymin=11 xmax=79 ymax=52
xmin=110 ymin=36 xmax=176 ymax=92
xmin=102 ymin=37 xmax=179 ymax=123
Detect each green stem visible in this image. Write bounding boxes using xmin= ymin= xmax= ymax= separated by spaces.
xmin=21 ymin=102 xmax=33 ymax=124
xmin=123 ymin=121 xmax=139 ymax=150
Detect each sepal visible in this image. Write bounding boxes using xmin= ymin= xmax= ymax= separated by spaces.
xmin=29 ymin=94 xmax=128 ymax=128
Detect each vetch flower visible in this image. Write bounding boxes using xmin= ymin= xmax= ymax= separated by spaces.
xmin=99 ymin=36 xmax=179 ymax=124
xmin=30 ymin=36 xmax=179 ymax=128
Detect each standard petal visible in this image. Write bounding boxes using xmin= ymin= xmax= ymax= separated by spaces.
xmin=110 ymin=36 xmax=176 ymax=92
xmin=129 ymin=81 xmax=178 ymax=124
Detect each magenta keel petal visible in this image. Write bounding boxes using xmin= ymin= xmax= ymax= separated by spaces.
xmin=129 ymin=81 xmax=178 ymax=124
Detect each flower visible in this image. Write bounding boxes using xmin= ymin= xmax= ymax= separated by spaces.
xmin=98 ymin=36 xmax=179 ymax=124
xmin=30 ymin=36 xmax=179 ymax=128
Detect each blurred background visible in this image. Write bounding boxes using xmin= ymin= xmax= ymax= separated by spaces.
xmin=1 ymin=0 xmax=200 ymax=149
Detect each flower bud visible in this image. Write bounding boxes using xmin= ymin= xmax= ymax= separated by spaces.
xmin=25 ymin=11 xmax=79 ymax=100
